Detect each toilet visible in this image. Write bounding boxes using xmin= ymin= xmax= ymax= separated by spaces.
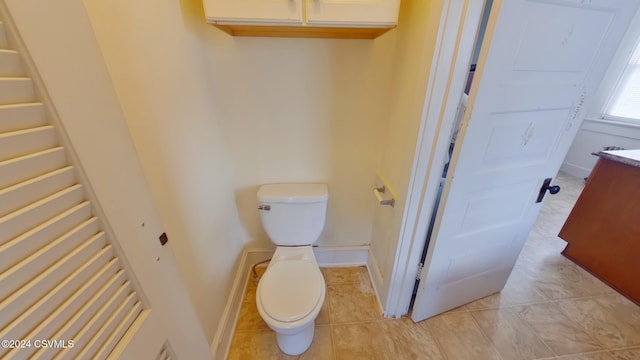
xmin=255 ymin=183 xmax=328 ymax=355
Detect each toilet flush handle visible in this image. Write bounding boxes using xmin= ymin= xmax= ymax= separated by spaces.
xmin=258 ymin=204 xmax=271 ymax=211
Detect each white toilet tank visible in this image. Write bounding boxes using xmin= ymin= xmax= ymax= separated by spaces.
xmin=257 ymin=184 xmax=328 ymax=246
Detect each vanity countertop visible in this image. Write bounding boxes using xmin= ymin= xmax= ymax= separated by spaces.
xmin=594 ymin=149 xmax=640 ymax=168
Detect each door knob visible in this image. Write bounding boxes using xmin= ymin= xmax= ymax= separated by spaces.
xmin=536 ymin=177 xmax=560 ymax=203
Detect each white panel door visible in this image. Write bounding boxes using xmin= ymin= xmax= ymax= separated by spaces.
xmin=412 ymin=0 xmax=640 ymax=321
xmin=204 ymin=0 xmax=303 ymax=25
xmin=305 ymin=0 xmax=399 ymax=27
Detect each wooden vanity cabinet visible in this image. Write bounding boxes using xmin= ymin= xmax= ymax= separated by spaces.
xmin=559 ymin=150 xmax=640 ymax=304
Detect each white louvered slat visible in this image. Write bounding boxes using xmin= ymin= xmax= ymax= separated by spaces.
xmin=0 ymin=235 xmax=110 ymax=329
xmin=0 ymin=218 xmax=100 ymax=300
xmin=6 ymin=262 xmax=123 ymax=360
xmin=0 ymin=125 xmax=57 ymax=162
xmin=0 ymin=240 xmax=111 ymax=358
xmin=54 ymin=282 xmax=133 ymax=360
xmin=165 ymin=344 xmax=174 ymax=360
xmin=156 ymin=345 xmax=170 ymax=360
xmin=0 ymin=147 xmax=66 ymax=189
xmin=78 ymin=297 xmax=140 ymax=359
xmin=0 ymin=77 xmax=35 ymax=105
xmin=0 ymin=16 xmax=148 ymax=358
xmin=0 ymin=184 xmax=83 ymax=246
xmin=0 ymin=103 xmax=46 ymax=133
xmin=0 ymin=202 xmax=92 ymax=273
xmin=30 ymin=267 xmax=127 ymax=360
xmin=0 ymin=49 xmax=23 ymax=76
xmin=0 ymin=166 xmax=75 ymax=217
xmin=96 ymin=301 xmax=142 ymax=359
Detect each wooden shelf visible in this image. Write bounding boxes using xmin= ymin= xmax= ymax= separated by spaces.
xmin=213 ymin=24 xmax=393 ymax=39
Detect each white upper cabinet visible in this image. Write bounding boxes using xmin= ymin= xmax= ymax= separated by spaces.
xmin=305 ymin=0 xmax=400 ymax=27
xmin=204 ymin=0 xmax=304 ymax=25
xmin=203 ymin=0 xmax=400 ymax=38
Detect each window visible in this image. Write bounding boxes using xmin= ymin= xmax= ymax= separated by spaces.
xmin=602 ymin=37 xmax=640 ymax=124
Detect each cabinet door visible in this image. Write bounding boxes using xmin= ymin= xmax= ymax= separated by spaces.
xmin=204 ymin=0 xmax=303 ymax=25
xmin=305 ymin=0 xmax=400 ymax=27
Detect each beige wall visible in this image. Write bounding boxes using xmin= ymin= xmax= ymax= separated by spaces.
xmin=369 ymin=0 xmax=446 ymax=305
xmin=202 ymin=25 xmax=397 ymax=250
xmin=82 ymin=0 xmax=246 ymax=341
xmin=83 ymin=0 xmax=397 ymax=341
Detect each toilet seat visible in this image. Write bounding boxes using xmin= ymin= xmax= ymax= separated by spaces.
xmin=258 ymin=260 xmax=323 ymax=323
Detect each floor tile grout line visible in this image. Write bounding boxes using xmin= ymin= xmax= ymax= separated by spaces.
xmin=525 ymin=290 xmax=610 ymax=304
xmin=325 ymin=278 xmax=333 ymax=326
xmin=604 ymin=348 xmax=617 ymax=359
xmin=553 ymin=297 xmax=616 ymax=351
xmin=601 ymin=343 xmax=640 ymax=355
xmin=552 ymin=349 xmax=614 ymax=359
xmin=327 ymin=267 xmax=374 ymax=359
xmin=506 ymin=304 xmax=559 ymax=357
xmin=328 ymin=323 xmax=337 ymax=360
xmin=464 ymin=291 xmax=623 ymax=314
xmin=331 ymin=319 xmax=384 ymax=327
xmin=422 ymin=319 xmax=451 ymax=360
xmin=603 ymin=346 xmax=640 ymax=360
xmin=603 ymin=345 xmax=640 ymax=351
xmin=536 ymin=292 xmax=637 ymax=349
xmin=466 ymin=310 xmax=506 ymax=360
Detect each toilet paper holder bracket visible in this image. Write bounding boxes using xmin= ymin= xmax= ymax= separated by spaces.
xmin=373 ymin=185 xmax=395 ymax=207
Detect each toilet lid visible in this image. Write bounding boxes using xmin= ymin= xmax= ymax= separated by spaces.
xmin=259 ymin=260 xmax=323 ymax=323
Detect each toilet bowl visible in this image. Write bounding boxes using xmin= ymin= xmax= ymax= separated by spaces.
xmin=256 ymin=246 xmax=325 ymax=355
xmin=256 ymin=183 xmax=328 ymax=355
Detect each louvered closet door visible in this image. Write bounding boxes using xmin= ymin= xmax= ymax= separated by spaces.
xmin=0 ymin=20 xmax=146 ymax=360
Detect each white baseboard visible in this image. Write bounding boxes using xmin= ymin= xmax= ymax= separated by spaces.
xmin=314 ymin=245 xmax=369 ymax=267
xmin=560 ymin=162 xmax=591 ymax=179
xmin=366 ymin=250 xmax=386 ymax=315
xmin=211 ymin=245 xmax=371 ymax=359
xmin=211 ymin=248 xmax=272 ymax=360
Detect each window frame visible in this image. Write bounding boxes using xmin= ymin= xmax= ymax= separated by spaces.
xmin=601 ymin=38 xmax=640 ymax=125
xmin=594 ymin=10 xmax=640 ymax=127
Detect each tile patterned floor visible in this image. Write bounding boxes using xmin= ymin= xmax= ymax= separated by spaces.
xmin=228 ymin=172 xmax=640 ymax=359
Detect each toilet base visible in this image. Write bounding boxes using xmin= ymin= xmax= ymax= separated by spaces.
xmin=275 ymin=321 xmax=315 ymax=355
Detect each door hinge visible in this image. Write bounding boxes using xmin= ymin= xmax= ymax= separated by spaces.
xmin=416 ymin=262 xmax=424 ymax=281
